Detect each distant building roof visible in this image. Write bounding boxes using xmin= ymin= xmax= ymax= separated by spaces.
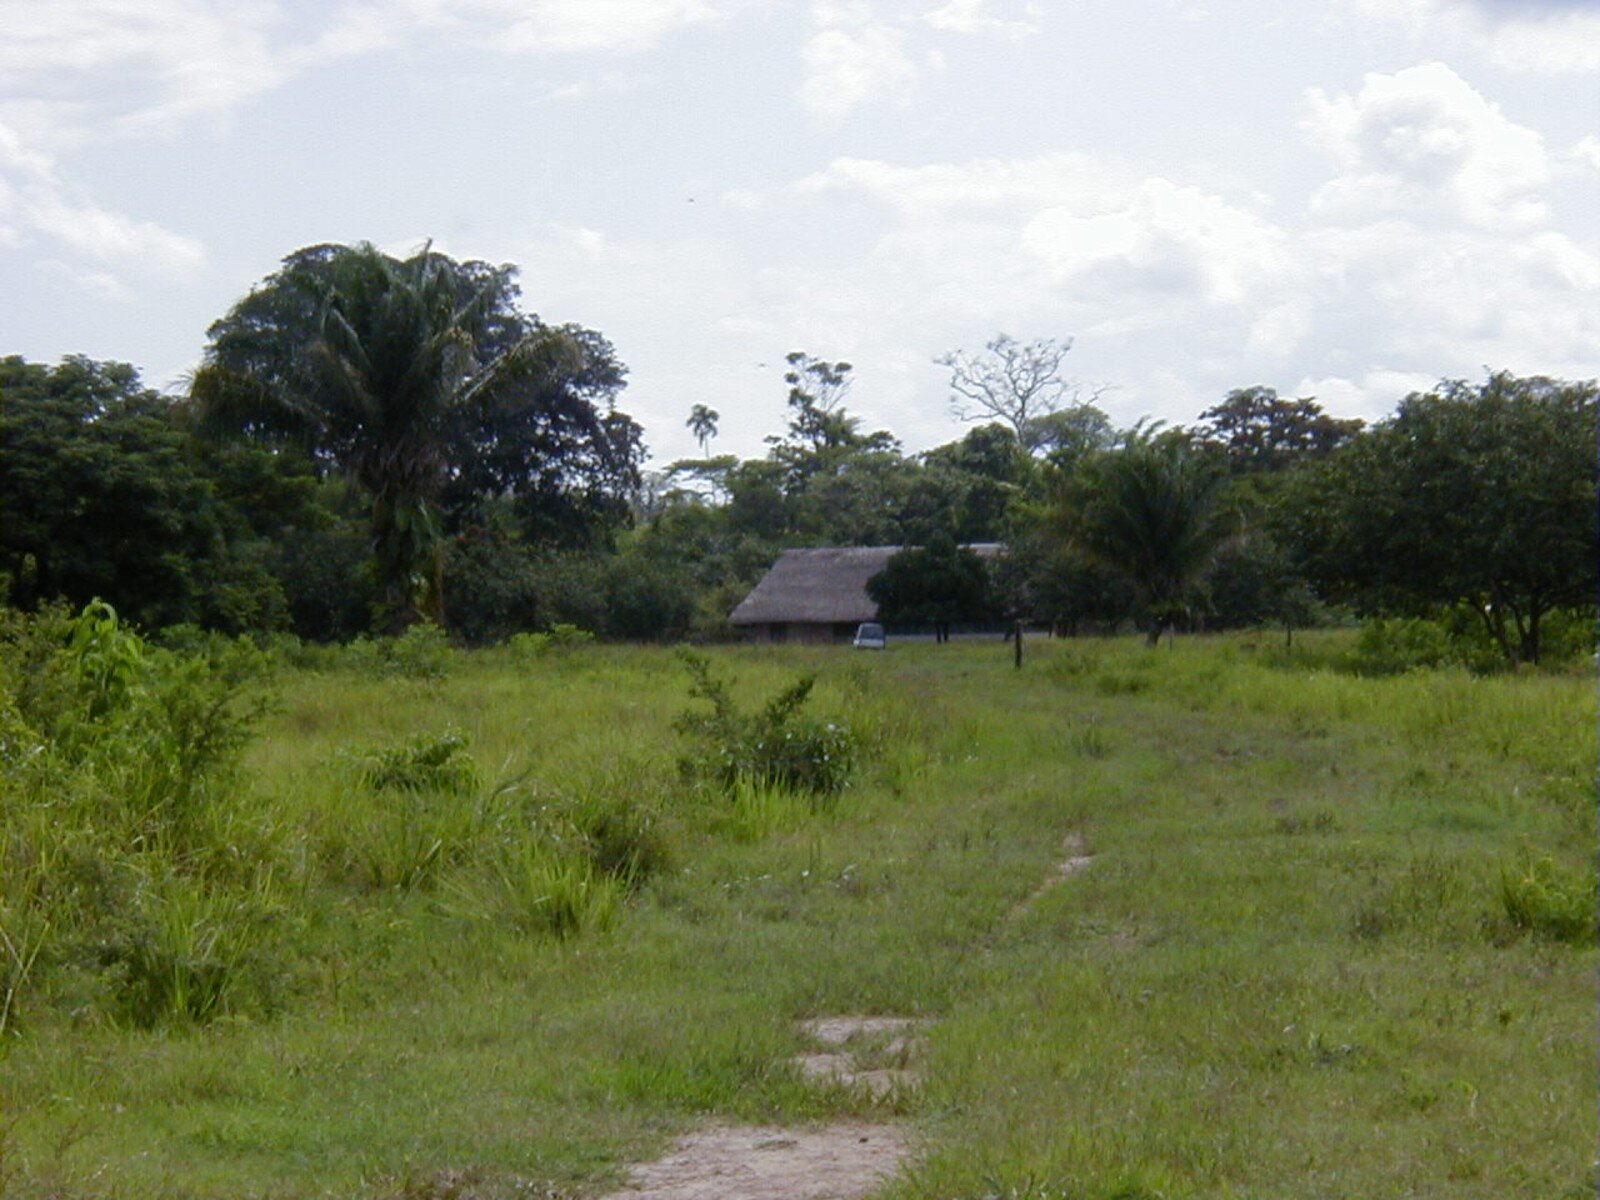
xmin=729 ymin=544 xmax=1000 ymax=626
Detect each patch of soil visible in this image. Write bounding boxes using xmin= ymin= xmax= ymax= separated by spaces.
xmin=1007 ymin=832 xmax=1093 ymax=921
xmin=793 ymin=1016 xmax=927 ymax=1096
xmin=792 ymin=1052 xmax=917 ymax=1098
xmin=604 ymin=1121 xmax=909 ymax=1200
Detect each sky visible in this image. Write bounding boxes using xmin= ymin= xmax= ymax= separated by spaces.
xmin=1 ymin=0 xmax=1596 ymax=464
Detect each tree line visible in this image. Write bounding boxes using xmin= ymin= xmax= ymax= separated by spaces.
xmin=2 ymin=241 xmax=1594 ymax=665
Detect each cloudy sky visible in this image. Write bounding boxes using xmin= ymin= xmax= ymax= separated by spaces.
xmin=2 ymin=0 xmax=1596 ymax=461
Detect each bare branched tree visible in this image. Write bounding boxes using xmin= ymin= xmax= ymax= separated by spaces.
xmin=938 ymin=333 xmax=1096 ymax=452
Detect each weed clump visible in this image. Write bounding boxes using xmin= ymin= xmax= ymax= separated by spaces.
xmin=507 ymin=623 xmax=595 ymax=658
xmin=342 ymin=622 xmax=455 ymax=679
xmin=1352 ymin=855 xmax=1475 ymax=941
xmin=675 ymin=653 xmax=859 ymax=798
xmin=346 ymin=727 xmax=481 ymax=794
xmin=1498 ymin=853 xmax=1596 ymax=944
xmin=0 ymin=601 xmax=281 ymax=1032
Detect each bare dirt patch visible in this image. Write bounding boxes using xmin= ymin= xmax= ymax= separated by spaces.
xmin=600 ymin=1016 xmax=926 ymax=1199
xmin=1007 ymin=832 xmax=1093 ymax=921
xmin=604 ymin=1121 xmax=909 ymax=1200
xmin=792 ymin=1015 xmax=928 ymax=1097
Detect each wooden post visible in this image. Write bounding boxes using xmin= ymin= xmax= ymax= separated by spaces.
xmin=1013 ymin=619 xmax=1023 ymax=669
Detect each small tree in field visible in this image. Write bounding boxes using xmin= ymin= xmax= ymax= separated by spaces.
xmin=867 ymin=536 xmax=995 ymax=643
xmin=1294 ymin=371 xmax=1596 ymax=665
xmin=1067 ymin=438 xmax=1234 ymax=645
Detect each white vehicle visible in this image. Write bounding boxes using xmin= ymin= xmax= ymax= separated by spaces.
xmin=852 ymin=622 xmax=886 ymax=650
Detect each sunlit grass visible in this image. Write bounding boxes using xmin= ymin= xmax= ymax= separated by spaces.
xmin=1 ymin=631 xmax=1592 ymax=1198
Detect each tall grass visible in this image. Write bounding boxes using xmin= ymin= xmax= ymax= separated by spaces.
xmin=0 ymin=626 xmax=1591 ymax=1198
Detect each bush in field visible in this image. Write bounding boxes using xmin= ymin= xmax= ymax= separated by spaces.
xmin=346 ymin=727 xmax=481 ymax=794
xmin=1499 ymin=853 xmax=1596 ymax=944
xmin=0 ymin=601 xmax=279 ymax=1031
xmin=92 ymin=872 xmax=286 ymax=1029
xmin=675 ymin=653 xmax=859 ymax=797
xmin=2 ymin=601 xmax=273 ymax=835
xmin=449 ymin=836 xmax=623 ymax=939
xmin=559 ymin=787 xmax=671 ymax=889
xmin=1352 ymin=617 xmax=1454 ymax=675
xmin=506 ymin=623 xmax=595 ymax=658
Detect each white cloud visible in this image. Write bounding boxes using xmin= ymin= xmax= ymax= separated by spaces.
xmin=923 ymin=0 xmax=1038 ymax=39
xmin=799 ymin=5 xmax=924 ymax=121
xmin=1567 ymin=135 xmax=1600 ymax=174
xmin=1292 ymin=368 xmax=1440 ymax=422
xmin=37 ymin=259 xmax=133 ymax=302
xmin=0 ymin=0 xmax=291 ymax=142
xmin=794 ymin=152 xmax=1129 ymax=216
xmin=443 ymin=0 xmax=726 ymax=55
xmin=1022 ymin=180 xmax=1289 ymax=306
xmin=1304 ymin=62 xmax=1550 ymax=228
xmin=1297 ymin=218 xmax=1599 ymax=380
xmin=25 ymin=193 xmax=205 ymax=275
xmin=1341 ymin=0 xmax=1600 ymax=74
xmin=0 ymin=117 xmax=205 ymax=283
xmin=0 ymin=0 xmax=738 ymax=149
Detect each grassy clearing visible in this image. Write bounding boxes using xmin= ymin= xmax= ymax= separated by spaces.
xmin=1 ymin=632 xmax=1593 ymax=1198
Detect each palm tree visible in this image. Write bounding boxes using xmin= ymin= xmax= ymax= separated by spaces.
xmin=686 ymin=403 xmax=719 ymax=454
xmin=193 ymin=243 xmax=540 ymax=632
xmin=1070 ymin=438 xmax=1233 ymax=645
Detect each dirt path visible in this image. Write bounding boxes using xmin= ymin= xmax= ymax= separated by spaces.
xmin=604 ymin=1121 xmax=910 ymax=1200
xmin=1006 ymin=832 xmax=1093 ymax=921
xmin=602 ymin=835 xmax=1091 ymax=1199
xmin=600 ymin=1016 xmax=923 ymax=1200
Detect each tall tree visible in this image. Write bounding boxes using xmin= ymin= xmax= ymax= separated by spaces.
xmin=766 ymin=352 xmax=900 ymax=538
xmin=1193 ymin=387 xmax=1362 ymax=473
xmin=938 ymin=334 xmax=1098 ymax=453
xmin=0 ymin=355 xmax=303 ymax=631
xmin=1066 ymin=437 xmax=1235 ymax=645
xmin=192 ymin=242 xmax=639 ymax=632
xmin=1294 ymin=371 xmax=1596 ymax=664
xmin=686 ymin=403 xmax=719 ymax=454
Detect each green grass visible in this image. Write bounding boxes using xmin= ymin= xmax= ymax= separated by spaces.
xmin=0 ymin=633 xmax=1593 ymax=1198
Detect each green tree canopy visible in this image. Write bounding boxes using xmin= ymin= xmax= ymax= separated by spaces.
xmin=1293 ymin=371 xmax=1597 ymax=664
xmin=1064 ymin=437 xmax=1235 ymax=644
xmin=1193 ymin=387 xmax=1362 ymax=474
xmin=0 ymin=355 xmax=309 ymax=631
xmin=866 ymin=536 xmax=996 ymax=641
xmin=192 ymin=242 xmax=641 ymax=632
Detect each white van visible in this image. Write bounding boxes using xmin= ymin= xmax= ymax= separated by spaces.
xmin=852 ymin=622 xmax=886 ymax=650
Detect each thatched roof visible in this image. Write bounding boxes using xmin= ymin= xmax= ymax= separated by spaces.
xmin=729 ymin=544 xmax=1000 ymax=626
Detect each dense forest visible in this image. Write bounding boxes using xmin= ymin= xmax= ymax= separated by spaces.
xmin=3 ymin=241 xmax=1595 ymax=667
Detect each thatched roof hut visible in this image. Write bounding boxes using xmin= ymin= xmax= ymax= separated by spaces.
xmin=730 ymin=544 xmax=999 ymax=642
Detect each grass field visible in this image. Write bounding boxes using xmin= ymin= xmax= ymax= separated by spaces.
xmin=2 ymin=632 xmax=1594 ymax=1198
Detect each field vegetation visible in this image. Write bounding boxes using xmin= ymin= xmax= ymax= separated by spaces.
xmin=1 ymin=619 xmax=1592 ymax=1199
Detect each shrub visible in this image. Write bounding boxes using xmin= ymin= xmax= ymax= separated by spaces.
xmin=547 ymin=623 xmax=595 ymax=649
xmin=94 ymin=873 xmax=285 ymax=1029
xmin=1352 ymin=617 xmax=1453 ymax=675
xmin=346 ymin=727 xmax=481 ymax=794
xmin=457 ymin=838 xmax=622 ymax=939
xmin=1499 ymin=854 xmax=1596 ymax=944
xmin=339 ymin=624 xmax=454 ymax=679
xmin=564 ymin=792 xmax=670 ymax=889
xmin=385 ymin=622 xmax=453 ymax=679
xmin=507 ymin=631 xmax=552 ymax=657
xmin=675 ymin=654 xmax=859 ymax=797
xmin=505 ymin=624 xmax=594 ymax=658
